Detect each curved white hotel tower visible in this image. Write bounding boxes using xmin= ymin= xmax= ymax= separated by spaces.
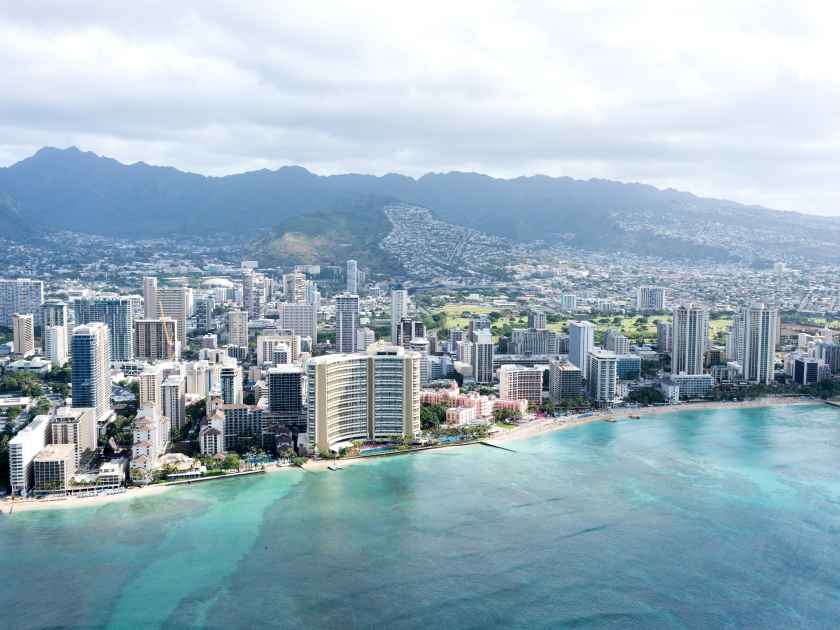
xmin=306 ymin=343 xmax=420 ymax=453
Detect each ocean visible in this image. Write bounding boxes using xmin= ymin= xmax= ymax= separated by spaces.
xmin=3 ymin=403 xmax=840 ymax=629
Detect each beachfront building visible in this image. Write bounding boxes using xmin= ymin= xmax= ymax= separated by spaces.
xmin=499 ymin=365 xmax=543 ymax=406
xmin=131 ymin=405 xmax=170 ymax=481
xmin=672 ymin=305 xmax=708 ymax=376
xmin=587 ymin=350 xmax=618 ymax=405
xmin=51 ymin=407 xmax=97 ymax=467
xmin=548 ymin=361 xmax=583 ymax=401
xmin=306 ymin=343 xmax=420 ymax=454
xmin=8 ymin=414 xmax=51 ymax=496
xmin=668 ymin=373 xmax=715 ymax=399
xmin=32 ymin=444 xmax=77 ymax=494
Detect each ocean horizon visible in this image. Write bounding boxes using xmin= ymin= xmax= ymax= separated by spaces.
xmin=3 ymin=403 xmax=840 ymax=629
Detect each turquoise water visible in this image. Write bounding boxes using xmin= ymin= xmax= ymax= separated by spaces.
xmin=4 ymin=404 xmax=840 ymax=629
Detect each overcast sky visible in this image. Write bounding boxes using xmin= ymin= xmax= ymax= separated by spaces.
xmin=1 ymin=2 xmax=839 ymax=214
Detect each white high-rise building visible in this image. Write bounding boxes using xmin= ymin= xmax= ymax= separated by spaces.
xmin=143 ymin=276 xmax=158 ymax=318
xmin=283 ymin=272 xmax=307 ymax=303
xmin=346 ymin=260 xmax=358 ymax=294
xmin=227 ymin=310 xmax=249 ymax=348
xmin=0 ymin=278 xmax=44 ymax=327
xmin=587 ymin=350 xmax=618 ymax=404
xmin=357 ymin=327 xmax=376 ymax=352
xmin=636 ymin=286 xmax=666 ymax=312
xmin=12 ymin=313 xmax=35 ymax=357
xmin=560 ymin=294 xmax=577 ymax=312
xmin=568 ymin=321 xmax=596 ymax=379
xmin=45 ymin=325 xmax=68 ymax=367
xmin=71 ymin=323 xmax=112 ymax=425
xmin=499 ymin=365 xmax=543 ymax=405
xmin=335 ymin=293 xmax=359 ymax=353
xmin=604 ymin=330 xmax=630 ymax=355
xmin=390 ymin=289 xmax=409 ymax=342
xmin=42 ymin=299 xmax=70 ymax=354
xmin=656 ymin=321 xmax=672 ymax=353
xmin=8 ymin=414 xmax=51 ymax=496
xmin=307 ymin=343 xmax=420 ymax=453
xmin=139 ymin=365 xmax=163 ymax=413
xmin=162 ymin=375 xmax=186 ymax=433
xmin=672 ymin=305 xmax=708 ymax=376
xmin=471 ymin=330 xmax=495 ymax=384
xmin=741 ymin=304 xmax=778 ymax=384
xmin=220 ymin=360 xmax=243 ymax=404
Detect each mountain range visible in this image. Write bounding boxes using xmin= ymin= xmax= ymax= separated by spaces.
xmin=2 ymin=146 xmax=839 ymax=267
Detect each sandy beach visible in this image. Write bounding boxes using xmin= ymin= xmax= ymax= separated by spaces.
xmin=0 ymin=396 xmax=821 ymax=514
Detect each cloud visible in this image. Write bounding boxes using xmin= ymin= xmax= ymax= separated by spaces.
xmin=1 ymin=1 xmax=839 ymax=214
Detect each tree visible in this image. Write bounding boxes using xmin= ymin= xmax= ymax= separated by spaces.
xmin=421 ymin=404 xmax=447 ymax=430
xmin=627 ymin=387 xmax=666 ymax=405
xmin=6 ymin=406 xmax=21 ymax=421
xmin=540 ymin=400 xmax=556 ymax=415
xmin=32 ymin=397 xmax=51 ymax=417
xmin=222 ymin=453 xmax=241 ymax=470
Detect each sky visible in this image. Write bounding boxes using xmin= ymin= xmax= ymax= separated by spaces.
xmin=1 ymin=1 xmax=839 ymax=215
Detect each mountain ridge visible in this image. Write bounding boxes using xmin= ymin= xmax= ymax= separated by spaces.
xmin=1 ymin=146 xmax=837 ymax=263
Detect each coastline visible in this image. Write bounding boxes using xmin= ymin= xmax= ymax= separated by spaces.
xmin=0 ymin=396 xmax=820 ymax=514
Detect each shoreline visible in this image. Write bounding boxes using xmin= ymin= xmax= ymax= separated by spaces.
xmin=0 ymin=396 xmax=821 ymax=514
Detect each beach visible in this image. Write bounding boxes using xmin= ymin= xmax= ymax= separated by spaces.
xmin=0 ymin=396 xmax=818 ymax=514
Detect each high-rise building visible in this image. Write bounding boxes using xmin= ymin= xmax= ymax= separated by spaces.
xmin=560 ymin=294 xmax=577 ymax=312
xmin=587 ymin=350 xmax=618 ymax=404
xmin=390 ymin=289 xmax=409 ymax=342
xmin=134 ymin=318 xmax=178 ymax=360
xmin=527 ymin=310 xmax=546 ymax=330
xmin=568 ymin=321 xmax=596 ymax=379
xmin=604 ymin=329 xmax=630 ymax=355
xmin=656 ymin=321 xmax=672 ymax=353
xmin=74 ymin=296 xmax=135 ymax=361
xmin=42 ymin=299 xmax=70 ymax=354
xmin=266 ymin=365 xmax=305 ymax=432
xmin=143 ymin=276 xmax=158 ymax=318
xmin=356 ymin=327 xmax=375 ymax=352
xmin=636 ymin=286 xmax=666 ymax=312
xmin=162 ymin=375 xmax=186 ymax=434
xmin=793 ymin=356 xmax=820 ymax=386
xmin=71 ymin=323 xmax=112 ymax=425
xmin=12 ymin=313 xmax=35 ymax=357
xmin=194 ymin=295 xmax=216 ymax=333
xmin=741 ymin=304 xmax=778 ymax=385
xmin=157 ymin=287 xmax=189 ymax=346
xmin=139 ymin=365 xmax=163 ymax=413
xmin=307 ymin=344 xmax=420 ymax=453
xmin=499 ymin=365 xmax=543 ymax=405
xmin=671 ymin=305 xmax=709 ymax=375
xmin=335 ymin=293 xmax=359 ymax=353
xmin=549 ymin=361 xmax=582 ymax=401
xmin=51 ymin=406 xmax=97 ymax=467
xmin=396 ymin=318 xmax=426 ymax=348
xmin=471 ymin=330 xmax=495 ymax=384
xmin=227 ymin=310 xmax=249 ymax=348
xmin=509 ymin=328 xmax=560 ymax=354
xmin=278 ymin=302 xmax=317 ymax=341
xmin=283 ymin=272 xmax=307 ymax=303
xmin=242 ymin=269 xmax=266 ymax=318
xmin=346 ymin=260 xmax=358 ymax=294
xmin=44 ymin=325 xmax=68 ymax=367
xmin=8 ymin=414 xmax=51 ymax=496
xmin=220 ymin=361 xmax=243 ymax=405
xmin=0 ymin=278 xmax=44 ymax=327
xmin=33 ymin=444 xmax=76 ymax=494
